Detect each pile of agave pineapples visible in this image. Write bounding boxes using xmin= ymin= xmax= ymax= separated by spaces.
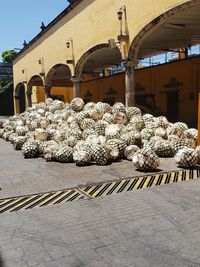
xmin=0 ymin=98 xmax=199 ymax=171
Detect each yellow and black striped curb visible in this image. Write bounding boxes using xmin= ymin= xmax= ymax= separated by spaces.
xmin=0 ymin=189 xmax=86 ymax=214
xmin=80 ymin=169 xmax=200 ymax=198
xmin=0 ymin=169 xmax=199 ymax=214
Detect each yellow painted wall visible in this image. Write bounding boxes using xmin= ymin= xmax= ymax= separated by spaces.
xmin=31 ymin=56 xmax=200 ymax=126
xmin=36 ymin=86 xmax=45 ymax=103
xmin=35 ymin=86 xmax=74 ymax=103
xmin=32 ymin=86 xmax=39 ymax=105
xmin=78 ymin=57 xmax=200 ymax=126
xmin=13 ymin=0 xmax=190 ymax=87
xmin=80 ymin=73 xmax=125 ymax=104
xmin=135 ymin=57 xmax=200 ymax=125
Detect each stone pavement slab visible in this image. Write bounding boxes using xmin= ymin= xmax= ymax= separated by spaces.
xmin=0 ymin=139 xmax=181 ymax=199
xmin=1 ymin=179 xmax=200 ymax=267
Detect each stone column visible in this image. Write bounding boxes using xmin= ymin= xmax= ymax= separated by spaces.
xmin=26 ymin=84 xmax=32 ymax=107
xmin=71 ymin=77 xmax=81 ymax=98
xmin=123 ymin=59 xmax=135 ymax=107
xmin=26 ymin=92 xmax=32 ymax=107
xmin=44 ymin=84 xmax=52 ymax=99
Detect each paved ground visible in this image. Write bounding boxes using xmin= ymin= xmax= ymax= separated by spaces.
xmin=0 ymin=116 xmax=9 ymax=120
xmin=0 ymin=139 xmax=181 ymax=199
xmin=1 ymin=136 xmax=200 ymax=266
xmin=1 ymin=180 xmax=200 ymax=267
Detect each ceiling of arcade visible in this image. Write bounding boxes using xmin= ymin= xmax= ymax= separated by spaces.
xmin=82 ymin=47 xmax=122 ymax=73
xmin=79 ymin=4 xmax=200 ymax=72
xmin=47 ymin=65 xmax=72 ymax=86
xmin=137 ymin=4 xmax=200 ymax=59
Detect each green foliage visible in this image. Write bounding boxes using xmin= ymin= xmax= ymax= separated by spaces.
xmin=0 ymin=79 xmax=13 ymax=94
xmin=1 ymin=50 xmax=17 ymax=64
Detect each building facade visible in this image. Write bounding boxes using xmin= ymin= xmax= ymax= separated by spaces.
xmin=13 ymin=0 xmax=200 ymax=125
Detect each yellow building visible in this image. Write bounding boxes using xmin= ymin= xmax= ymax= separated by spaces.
xmin=13 ymin=0 xmax=200 ymax=126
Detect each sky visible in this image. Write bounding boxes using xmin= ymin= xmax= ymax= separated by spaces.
xmin=0 ymin=0 xmax=68 ymax=60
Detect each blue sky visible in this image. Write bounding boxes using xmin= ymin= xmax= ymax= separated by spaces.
xmin=0 ymin=0 xmax=68 ymax=60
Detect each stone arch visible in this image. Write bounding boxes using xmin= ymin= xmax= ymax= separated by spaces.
xmin=27 ymin=75 xmax=44 ymax=106
xmin=14 ymin=83 xmax=26 ymax=113
xmin=27 ymin=75 xmax=44 ymax=88
xmin=45 ymin=64 xmax=72 ymax=101
xmin=129 ymin=0 xmax=200 ymax=62
xmin=125 ymin=0 xmax=200 ymax=109
xmin=45 ymin=64 xmax=72 ymax=86
xmin=74 ymin=43 xmax=122 ymax=79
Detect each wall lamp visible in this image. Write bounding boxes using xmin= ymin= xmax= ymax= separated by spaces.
xmin=21 ymin=69 xmax=27 ymax=84
xmin=38 ymin=58 xmax=45 ymax=76
xmin=117 ymin=5 xmax=129 ymax=38
xmin=117 ymin=10 xmax=123 ymax=21
xmin=66 ymin=40 xmax=71 ymax=49
xmin=66 ymin=38 xmax=75 ymax=65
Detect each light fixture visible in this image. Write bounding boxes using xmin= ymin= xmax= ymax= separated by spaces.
xmin=117 ymin=6 xmax=129 ymax=39
xmin=117 ymin=10 xmax=123 ymax=21
xmin=38 ymin=58 xmax=45 ymax=76
xmin=66 ymin=38 xmax=75 ymax=66
xmin=66 ymin=41 xmax=71 ymax=48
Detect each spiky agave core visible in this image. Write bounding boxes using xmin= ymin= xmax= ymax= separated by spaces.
xmin=55 ymin=146 xmax=73 ymax=163
xmin=175 ymin=147 xmax=198 ymax=168
xmin=132 ymin=148 xmax=160 ymax=171
xmin=21 ymin=140 xmax=39 ymax=158
xmin=91 ymin=145 xmax=109 ymax=165
xmin=0 ymin=97 xmax=198 ymax=169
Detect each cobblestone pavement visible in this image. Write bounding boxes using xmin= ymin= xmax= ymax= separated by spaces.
xmin=1 ymin=180 xmax=200 ymax=267
xmin=0 ymin=139 xmax=181 ymax=199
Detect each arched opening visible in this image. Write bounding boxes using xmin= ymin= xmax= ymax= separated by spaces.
xmin=15 ymin=83 xmax=26 ymax=113
xmin=45 ymin=64 xmax=73 ymax=102
xmin=27 ymin=75 xmax=44 ymax=106
xmin=129 ymin=0 xmax=200 ymax=126
xmin=75 ymin=44 xmax=123 ymax=104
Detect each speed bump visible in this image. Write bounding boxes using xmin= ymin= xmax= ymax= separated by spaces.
xmin=0 ymin=189 xmax=86 ymax=214
xmin=80 ymin=169 xmax=200 ymax=198
xmin=0 ymin=169 xmax=199 ymax=214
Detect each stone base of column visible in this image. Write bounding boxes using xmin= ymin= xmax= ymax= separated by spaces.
xmin=44 ymin=85 xmax=52 ymax=99
xmin=26 ymin=93 xmax=32 ymax=107
xmin=71 ymin=77 xmax=81 ymax=98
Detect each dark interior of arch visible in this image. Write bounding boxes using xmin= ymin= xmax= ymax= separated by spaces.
xmin=82 ymin=47 xmax=122 ymax=76
xmin=28 ymin=76 xmax=43 ymax=86
xmin=16 ymin=84 xmax=26 ymax=113
xmin=46 ymin=64 xmax=72 ymax=87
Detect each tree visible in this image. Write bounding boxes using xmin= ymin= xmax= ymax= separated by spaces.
xmin=1 ymin=50 xmax=17 ymax=64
